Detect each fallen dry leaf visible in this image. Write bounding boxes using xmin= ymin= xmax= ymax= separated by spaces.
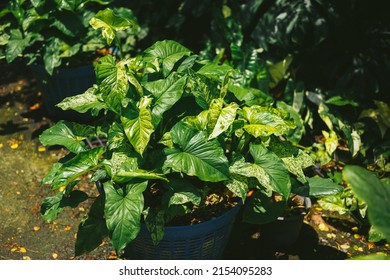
xmin=64 ymin=226 xmax=71 ymax=231
xmin=23 ymin=256 xmax=31 ymax=260
xmin=52 ymin=253 xmax=58 ymax=259
xmin=33 ymin=226 xmax=41 ymax=232
xmin=318 ymin=223 xmax=329 ymax=232
xmin=38 ymin=146 xmax=46 ymax=152
xmin=29 ymin=103 xmax=40 ymax=110
xmin=10 ymin=143 xmax=19 ymax=149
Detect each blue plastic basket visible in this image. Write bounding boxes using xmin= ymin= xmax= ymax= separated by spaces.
xmin=31 ymin=64 xmax=96 ymax=121
xmin=126 ymin=202 xmax=241 ymax=260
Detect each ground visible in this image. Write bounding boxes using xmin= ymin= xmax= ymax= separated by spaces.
xmin=0 ymin=61 xmax=389 ymax=260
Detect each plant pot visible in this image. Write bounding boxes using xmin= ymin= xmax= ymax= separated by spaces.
xmin=259 ymin=196 xmax=311 ymax=248
xmin=31 ymin=64 xmax=96 ymax=122
xmin=125 ymin=202 xmax=242 ymax=260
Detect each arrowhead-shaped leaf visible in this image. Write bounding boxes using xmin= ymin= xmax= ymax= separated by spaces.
xmin=39 ymin=120 xmax=95 ymax=153
xmin=121 ymin=96 xmax=154 ymax=155
xmin=104 ymin=181 xmax=147 ymax=253
xmin=144 ymin=73 xmax=187 ymax=126
xmin=164 ymin=122 xmax=230 ymax=182
xmin=89 ymin=8 xmax=136 ymax=45
xmin=144 ymin=40 xmax=191 ymax=77
xmin=230 ymin=144 xmax=290 ymax=199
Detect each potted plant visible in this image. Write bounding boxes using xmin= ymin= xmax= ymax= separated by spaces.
xmin=0 ymin=1 xmax=140 ymax=120
xmin=38 ymin=27 xmax=343 ymax=258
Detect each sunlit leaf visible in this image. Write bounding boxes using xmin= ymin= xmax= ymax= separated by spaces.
xmin=164 ymin=122 xmax=230 ymax=182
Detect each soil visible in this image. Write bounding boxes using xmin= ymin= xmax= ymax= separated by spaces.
xmin=0 ymin=61 xmax=389 ymax=260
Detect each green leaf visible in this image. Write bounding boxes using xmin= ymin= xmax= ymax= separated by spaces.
xmin=75 ymin=194 xmax=108 ymax=256
xmin=269 ymin=140 xmax=314 ymax=181
xmin=57 ymin=86 xmax=106 ymax=114
xmin=230 ymin=144 xmax=291 ymax=199
xmin=89 ymin=8 xmax=136 ymax=45
xmin=317 ymin=194 xmax=349 ymax=215
xmin=104 ymin=152 xmax=167 ymax=182
xmin=104 ymin=181 xmax=147 ymax=253
xmin=163 ymin=179 xmax=201 ymax=207
xmin=325 ymin=96 xmax=359 ymax=107
xmin=228 ymin=85 xmax=273 ymax=106
xmin=39 ymin=120 xmax=95 ymax=153
xmin=41 ymin=190 xmax=89 ymax=222
xmin=268 ymin=55 xmax=293 ymax=89
xmin=197 ymin=63 xmax=234 ymax=81
xmin=368 ymin=225 xmax=385 ymax=243
xmin=240 ymin=106 xmax=295 ymax=138
xmin=243 ymin=191 xmax=285 ymax=224
xmin=164 ymin=122 xmax=230 ymax=182
xmin=207 ymin=99 xmax=239 ymax=140
xmin=121 ymin=96 xmax=154 ymax=155
xmin=43 ymin=38 xmax=62 ymax=75
xmin=95 ymin=55 xmax=130 ymax=114
xmin=144 ymin=40 xmax=191 ymax=77
xmin=5 ymin=29 xmax=30 ymax=63
xmin=144 ymin=208 xmax=165 ymax=245
xmin=322 ymin=130 xmax=338 ymax=155
xmin=225 ymin=174 xmax=249 ymax=201
xmin=305 ymin=177 xmax=343 ymax=197
xmin=107 ymin=121 xmax=125 ymax=150
xmin=144 ymin=73 xmax=187 ymax=126
xmin=343 ymin=165 xmax=390 ymax=242
xmin=277 ymin=101 xmax=305 ymax=144
xmin=49 ymin=147 xmax=105 ymax=189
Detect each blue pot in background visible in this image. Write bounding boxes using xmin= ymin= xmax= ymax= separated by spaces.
xmin=31 ymin=64 xmax=95 ymax=122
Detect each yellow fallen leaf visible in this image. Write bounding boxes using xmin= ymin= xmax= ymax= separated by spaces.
xmin=11 ymin=248 xmax=18 ymax=252
xmin=318 ymin=223 xmax=329 ymax=231
xmin=354 ymin=234 xmax=361 ymax=239
xmin=10 ymin=143 xmax=19 ymax=149
xmin=64 ymin=226 xmax=71 ymax=231
xmin=351 ymin=226 xmax=358 ymax=232
xmin=19 ymin=247 xmax=27 ymax=253
xmin=0 ymin=143 xmax=3 ymax=148
xmin=340 ymin=244 xmax=350 ymax=250
xmin=38 ymin=146 xmax=46 ymax=152
xmin=23 ymin=256 xmax=31 ymax=260
xmin=33 ymin=226 xmax=41 ymax=231
xmin=52 ymin=253 xmax=58 ymax=259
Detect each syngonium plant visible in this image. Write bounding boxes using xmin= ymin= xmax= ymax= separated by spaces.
xmin=0 ymin=1 xmax=140 ymax=74
xmin=39 ymin=34 xmax=342 ymax=255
